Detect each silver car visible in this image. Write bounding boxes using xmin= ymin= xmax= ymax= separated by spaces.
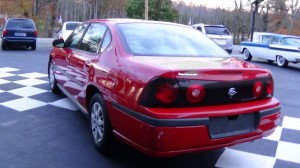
xmin=192 ymin=23 xmax=233 ymax=54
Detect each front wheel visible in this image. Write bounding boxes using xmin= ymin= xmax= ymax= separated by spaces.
xmin=90 ymin=93 xmax=113 ymax=153
xmin=243 ymin=48 xmax=252 ymax=61
xmin=276 ymin=55 xmax=288 ymax=67
xmin=48 ymin=60 xmax=60 ymax=93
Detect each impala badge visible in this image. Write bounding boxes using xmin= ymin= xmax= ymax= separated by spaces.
xmin=228 ymin=88 xmax=237 ymax=99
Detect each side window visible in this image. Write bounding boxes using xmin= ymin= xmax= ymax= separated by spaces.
xmin=101 ymin=30 xmax=112 ymax=52
xmin=65 ymin=24 xmax=88 ymax=48
xmin=78 ymin=23 xmax=107 ymax=53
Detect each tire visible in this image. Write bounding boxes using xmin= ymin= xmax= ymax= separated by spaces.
xmin=276 ymin=55 xmax=288 ymax=67
xmin=48 ymin=60 xmax=60 ymax=93
xmin=90 ymin=93 xmax=113 ymax=153
xmin=243 ymin=48 xmax=252 ymax=61
xmin=31 ymin=43 xmax=36 ymax=50
xmin=2 ymin=42 xmax=7 ymax=50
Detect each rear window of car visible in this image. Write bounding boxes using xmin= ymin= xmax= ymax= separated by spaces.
xmin=66 ymin=23 xmax=80 ymax=30
xmin=6 ymin=19 xmax=35 ymax=29
xmin=204 ymin=26 xmax=230 ymax=35
xmin=116 ymin=23 xmax=229 ymax=57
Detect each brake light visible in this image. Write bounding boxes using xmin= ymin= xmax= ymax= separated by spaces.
xmin=266 ymin=79 xmax=274 ymax=95
xmin=186 ymin=84 xmax=205 ymax=103
xmin=2 ymin=29 xmax=7 ymax=37
xmin=34 ymin=30 xmax=38 ymax=37
xmin=155 ymin=82 xmax=178 ymax=104
xmin=253 ymin=81 xmax=263 ymax=98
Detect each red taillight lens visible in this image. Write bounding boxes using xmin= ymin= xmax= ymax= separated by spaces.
xmin=253 ymin=81 xmax=263 ymax=98
xmin=2 ymin=29 xmax=7 ymax=37
xmin=34 ymin=30 xmax=38 ymax=37
xmin=186 ymin=84 xmax=205 ymax=103
xmin=267 ymin=79 xmax=274 ymax=95
xmin=155 ymin=82 xmax=178 ymax=104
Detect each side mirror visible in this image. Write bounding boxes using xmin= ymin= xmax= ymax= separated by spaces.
xmin=52 ymin=39 xmax=64 ymax=47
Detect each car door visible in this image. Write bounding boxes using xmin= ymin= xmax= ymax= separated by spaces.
xmin=67 ymin=23 xmax=109 ymax=106
xmin=52 ymin=24 xmax=88 ymax=87
xmin=251 ymin=35 xmax=270 ymax=59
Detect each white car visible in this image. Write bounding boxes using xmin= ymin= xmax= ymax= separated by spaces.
xmin=192 ymin=23 xmax=233 ymax=54
xmin=240 ymin=32 xmax=300 ymax=67
xmin=56 ymin=21 xmax=81 ymax=40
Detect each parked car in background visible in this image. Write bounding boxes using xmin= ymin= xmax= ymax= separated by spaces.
xmin=1 ymin=18 xmax=38 ymax=50
xmin=192 ymin=23 xmax=233 ymax=54
xmin=240 ymin=32 xmax=300 ymax=67
xmin=49 ymin=19 xmax=280 ymax=157
xmin=56 ymin=21 xmax=81 ymax=40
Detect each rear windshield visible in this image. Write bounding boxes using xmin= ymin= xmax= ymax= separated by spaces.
xmin=116 ymin=23 xmax=229 ymax=57
xmin=6 ymin=19 xmax=35 ymax=29
xmin=66 ymin=23 xmax=80 ymax=30
xmin=204 ymin=26 xmax=230 ymax=35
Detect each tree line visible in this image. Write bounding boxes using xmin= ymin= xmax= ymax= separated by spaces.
xmin=0 ymin=0 xmax=299 ymax=44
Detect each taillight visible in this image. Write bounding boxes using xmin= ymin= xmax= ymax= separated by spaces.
xmin=34 ymin=30 xmax=38 ymax=37
xmin=186 ymin=84 xmax=205 ymax=103
xmin=253 ymin=81 xmax=263 ymax=98
xmin=266 ymin=79 xmax=274 ymax=95
xmin=2 ymin=29 xmax=7 ymax=37
xmin=155 ymin=81 xmax=178 ymax=104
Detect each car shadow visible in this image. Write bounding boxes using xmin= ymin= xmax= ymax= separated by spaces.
xmin=102 ymin=140 xmax=225 ymax=168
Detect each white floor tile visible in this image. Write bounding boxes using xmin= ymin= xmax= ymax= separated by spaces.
xmin=282 ymin=116 xmax=300 ymax=131
xmin=18 ymin=72 xmax=48 ymax=79
xmin=0 ymin=79 xmax=10 ymax=85
xmin=0 ymin=67 xmax=19 ymax=72
xmin=50 ymin=98 xmax=79 ymax=111
xmin=8 ymin=87 xmax=47 ymax=97
xmin=263 ymin=126 xmax=282 ymax=141
xmin=0 ymin=72 xmax=15 ymax=78
xmin=276 ymin=141 xmax=300 ymax=164
xmin=215 ymin=148 xmax=276 ymax=168
xmin=14 ymin=78 xmax=48 ymax=86
xmin=0 ymin=98 xmax=47 ymax=112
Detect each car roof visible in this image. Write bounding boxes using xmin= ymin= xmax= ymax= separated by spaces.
xmin=85 ymin=18 xmax=191 ymax=28
xmin=254 ymin=32 xmax=300 ymax=39
xmin=191 ymin=23 xmax=225 ymax=27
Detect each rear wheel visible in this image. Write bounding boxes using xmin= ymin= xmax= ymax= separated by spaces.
xmin=276 ymin=55 xmax=288 ymax=67
xmin=243 ymin=48 xmax=252 ymax=61
xmin=2 ymin=42 xmax=7 ymax=50
xmin=31 ymin=43 xmax=36 ymax=50
xmin=90 ymin=93 xmax=113 ymax=153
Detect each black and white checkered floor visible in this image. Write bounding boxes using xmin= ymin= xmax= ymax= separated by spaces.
xmin=0 ymin=67 xmax=300 ymax=168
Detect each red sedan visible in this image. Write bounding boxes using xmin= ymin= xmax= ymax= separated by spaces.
xmin=48 ymin=19 xmax=281 ymax=157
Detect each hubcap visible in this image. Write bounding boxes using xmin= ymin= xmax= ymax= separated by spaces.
xmin=91 ymin=102 xmax=104 ymax=143
xmin=244 ymin=49 xmax=249 ymax=59
xmin=277 ymin=56 xmax=285 ymax=65
xmin=49 ymin=63 xmax=55 ymax=89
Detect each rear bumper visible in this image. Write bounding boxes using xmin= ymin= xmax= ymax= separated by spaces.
xmin=2 ymin=37 xmax=36 ymax=46
xmin=109 ymin=99 xmax=281 ymax=157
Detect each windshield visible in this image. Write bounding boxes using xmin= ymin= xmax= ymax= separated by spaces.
xmin=281 ymin=37 xmax=300 ymax=46
xmin=6 ymin=19 xmax=35 ymax=29
xmin=204 ymin=26 xmax=230 ymax=35
xmin=117 ymin=23 xmax=229 ymax=57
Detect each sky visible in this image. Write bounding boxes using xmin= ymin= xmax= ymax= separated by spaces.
xmin=173 ymin=0 xmax=248 ymax=9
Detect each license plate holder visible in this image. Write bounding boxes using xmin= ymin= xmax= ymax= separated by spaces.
xmin=209 ymin=113 xmax=259 ymax=139
xmin=15 ymin=33 xmax=26 ymax=37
